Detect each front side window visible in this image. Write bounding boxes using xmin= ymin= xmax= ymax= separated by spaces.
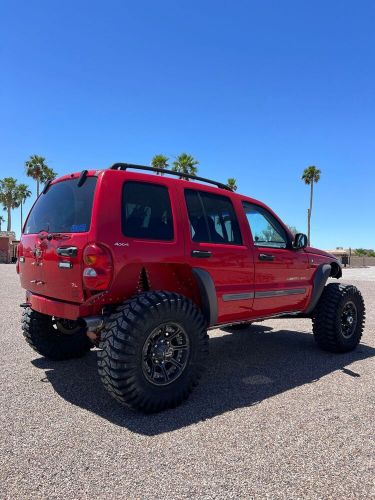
xmin=122 ymin=182 xmax=173 ymax=240
xmin=185 ymin=189 xmax=242 ymax=245
xmin=242 ymin=202 xmax=288 ymax=248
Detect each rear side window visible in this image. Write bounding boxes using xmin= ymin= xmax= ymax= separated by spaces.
xmin=122 ymin=182 xmax=174 ymax=240
xmin=24 ymin=177 xmax=97 ymax=234
xmin=185 ymin=189 xmax=242 ymax=245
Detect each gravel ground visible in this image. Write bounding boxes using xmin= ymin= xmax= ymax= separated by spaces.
xmin=0 ymin=264 xmax=374 ymax=499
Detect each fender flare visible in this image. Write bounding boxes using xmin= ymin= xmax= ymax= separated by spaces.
xmin=304 ymin=263 xmax=332 ymax=315
xmin=192 ymin=268 xmax=218 ymax=327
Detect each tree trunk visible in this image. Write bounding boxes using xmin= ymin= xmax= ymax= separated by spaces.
xmin=37 ymin=178 xmax=40 ymax=197
xmin=20 ymin=202 xmax=23 ymax=232
xmin=307 ymin=208 xmax=310 ymax=246
xmin=7 ymin=206 xmax=11 ymax=232
xmin=308 ymin=182 xmax=314 ymax=246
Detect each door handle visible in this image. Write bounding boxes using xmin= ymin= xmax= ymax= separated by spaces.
xmin=57 ymin=246 xmax=78 ymax=257
xmin=259 ymin=253 xmax=274 ymax=261
xmin=191 ymin=250 xmax=212 ymax=258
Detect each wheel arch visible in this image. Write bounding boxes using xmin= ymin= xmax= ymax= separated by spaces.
xmin=122 ymin=263 xmax=217 ymax=326
xmin=304 ymin=263 xmax=332 ymax=315
xmin=330 ymin=260 xmax=342 ymax=278
xmin=191 ymin=268 xmax=218 ymax=327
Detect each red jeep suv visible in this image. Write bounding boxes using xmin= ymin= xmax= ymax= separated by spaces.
xmin=17 ymin=163 xmax=365 ymax=412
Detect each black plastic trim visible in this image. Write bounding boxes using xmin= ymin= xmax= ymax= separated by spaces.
xmin=192 ymin=268 xmax=218 ymax=326
xmin=223 ymin=292 xmax=254 ymax=301
xmin=304 ymin=263 xmax=331 ymax=315
xmin=255 ymin=288 xmax=306 ymax=298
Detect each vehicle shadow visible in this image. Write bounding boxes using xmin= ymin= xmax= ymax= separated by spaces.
xmin=31 ymin=324 xmax=375 ymax=435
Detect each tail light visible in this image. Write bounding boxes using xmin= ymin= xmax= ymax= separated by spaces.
xmin=82 ymin=243 xmax=113 ymax=291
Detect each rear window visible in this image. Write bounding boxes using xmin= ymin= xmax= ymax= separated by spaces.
xmin=122 ymin=181 xmax=174 ymax=240
xmin=24 ymin=177 xmax=97 ymax=234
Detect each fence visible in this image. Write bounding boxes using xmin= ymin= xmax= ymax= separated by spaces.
xmin=347 ymin=256 xmax=375 ymax=268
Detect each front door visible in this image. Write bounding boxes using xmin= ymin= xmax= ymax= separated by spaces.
xmin=183 ymin=188 xmax=254 ymax=324
xmin=241 ymin=201 xmax=311 ymax=316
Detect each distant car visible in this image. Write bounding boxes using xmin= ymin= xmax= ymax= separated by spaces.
xmin=17 ymin=163 xmax=365 ymax=412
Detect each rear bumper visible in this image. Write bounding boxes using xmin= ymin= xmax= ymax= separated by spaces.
xmin=26 ymin=291 xmax=97 ymax=320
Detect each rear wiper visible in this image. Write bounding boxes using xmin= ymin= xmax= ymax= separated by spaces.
xmin=77 ymin=170 xmax=88 ymax=187
xmin=42 ymin=181 xmax=51 ymax=194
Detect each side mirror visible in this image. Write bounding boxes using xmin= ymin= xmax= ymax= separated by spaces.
xmin=293 ymin=233 xmax=308 ymax=249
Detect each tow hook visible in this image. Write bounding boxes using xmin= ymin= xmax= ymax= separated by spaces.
xmin=84 ymin=316 xmax=105 ymax=345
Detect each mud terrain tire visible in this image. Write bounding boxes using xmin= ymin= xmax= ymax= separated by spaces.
xmin=313 ymin=283 xmax=365 ymax=353
xmin=98 ymin=291 xmax=208 ymax=413
xmin=22 ymin=307 xmax=92 ymax=360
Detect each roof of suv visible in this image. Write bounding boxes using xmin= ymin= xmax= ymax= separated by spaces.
xmin=46 ymin=164 xmax=284 ymax=226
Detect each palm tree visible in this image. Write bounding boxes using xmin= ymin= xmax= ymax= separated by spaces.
xmin=40 ymin=166 xmax=57 ymax=184
xmin=0 ymin=215 xmax=5 ymax=232
xmin=0 ymin=177 xmax=20 ymax=232
xmin=151 ymin=154 xmax=169 ymax=175
xmin=25 ymin=155 xmax=56 ymax=197
xmin=172 ymin=153 xmax=199 ymax=179
xmin=17 ymin=184 xmax=32 ymax=231
xmin=227 ymin=178 xmax=238 ymax=191
xmin=302 ymin=165 xmax=321 ymax=245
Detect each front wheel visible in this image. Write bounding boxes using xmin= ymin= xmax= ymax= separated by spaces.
xmin=312 ymin=283 xmax=365 ymax=352
xmin=97 ymin=291 xmax=209 ymax=413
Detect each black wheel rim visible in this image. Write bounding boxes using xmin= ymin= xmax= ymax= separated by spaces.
xmin=142 ymin=322 xmax=190 ymax=386
xmin=340 ymin=301 xmax=358 ymax=338
xmin=53 ymin=318 xmax=82 ymax=336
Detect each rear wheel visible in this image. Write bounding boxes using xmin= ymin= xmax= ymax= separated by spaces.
xmin=97 ymin=291 xmax=208 ymax=413
xmin=312 ymin=283 xmax=365 ymax=352
xmin=22 ymin=307 xmax=92 ymax=360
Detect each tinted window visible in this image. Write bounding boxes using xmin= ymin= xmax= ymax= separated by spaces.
xmin=122 ymin=182 xmax=173 ymax=240
xmin=242 ymin=202 xmax=288 ymax=248
xmin=185 ymin=189 xmax=242 ymax=245
xmin=24 ymin=177 xmax=97 ymax=234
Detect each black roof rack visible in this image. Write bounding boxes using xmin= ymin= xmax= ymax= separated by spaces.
xmin=109 ymin=163 xmax=232 ymax=191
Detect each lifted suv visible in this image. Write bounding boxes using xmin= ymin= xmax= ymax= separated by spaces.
xmin=18 ymin=163 xmax=365 ymax=412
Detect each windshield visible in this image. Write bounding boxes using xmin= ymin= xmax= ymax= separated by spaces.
xmin=24 ymin=177 xmax=97 ymax=234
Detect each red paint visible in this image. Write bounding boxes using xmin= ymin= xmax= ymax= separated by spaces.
xmin=18 ymin=169 xmax=340 ymax=323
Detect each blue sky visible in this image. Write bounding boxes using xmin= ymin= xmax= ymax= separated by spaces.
xmin=1 ymin=0 xmax=374 ymax=248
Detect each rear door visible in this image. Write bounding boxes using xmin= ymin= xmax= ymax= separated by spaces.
xmin=183 ymin=188 xmax=255 ymax=324
xmin=242 ymin=201 xmax=311 ymax=316
xmin=92 ymin=174 xmax=187 ymax=302
xmin=20 ymin=176 xmax=97 ymax=302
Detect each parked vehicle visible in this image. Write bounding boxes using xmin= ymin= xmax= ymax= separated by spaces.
xmin=17 ymin=163 xmax=366 ymax=412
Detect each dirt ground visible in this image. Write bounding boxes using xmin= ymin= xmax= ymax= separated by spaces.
xmin=1 ymin=265 xmax=374 ymax=499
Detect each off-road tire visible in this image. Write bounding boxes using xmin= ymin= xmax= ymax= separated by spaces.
xmin=22 ymin=307 xmax=92 ymax=360
xmin=97 ymin=291 xmax=209 ymax=413
xmin=312 ymin=283 xmax=365 ymax=353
